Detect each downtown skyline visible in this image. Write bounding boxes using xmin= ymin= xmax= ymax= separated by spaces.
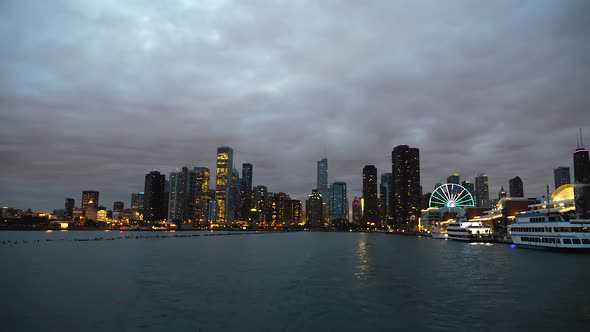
xmin=1 ymin=0 xmax=589 ymax=211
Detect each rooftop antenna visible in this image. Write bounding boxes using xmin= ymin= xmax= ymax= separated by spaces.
xmin=580 ymin=128 xmax=585 ymax=148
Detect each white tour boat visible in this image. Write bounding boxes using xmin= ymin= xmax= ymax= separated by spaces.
xmin=447 ymin=220 xmax=493 ymax=242
xmin=508 ymin=212 xmax=590 ymax=250
xmin=431 ymin=223 xmax=448 ymax=239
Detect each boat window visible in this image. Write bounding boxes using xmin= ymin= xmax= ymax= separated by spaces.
xmin=563 ymin=239 xmax=572 ymax=244
xmin=572 ymin=239 xmax=581 ymax=244
xmin=582 ymin=239 xmax=590 ymax=244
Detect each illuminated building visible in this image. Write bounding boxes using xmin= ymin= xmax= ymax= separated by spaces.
xmin=380 ymin=173 xmax=393 ymax=227
xmin=194 ymin=167 xmax=210 ymax=226
xmin=352 ymin=197 xmax=361 ymax=225
xmin=554 ymin=167 xmax=571 ymax=188
xmin=215 ymin=146 xmax=234 ymax=225
xmin=238 ymin=163 xmax=253 ymax=222
xmin=317 ymin=158 xmax=329 ymax=217
xmin=307 ymin=189 xmax=323 ymax=228
xmin=65 ymin=198 xmax=74 ymax=219
xmin=475 ymin=173 xmax=490 ymax=207
xmin=461 ymin=180 xmax=475 ymax=198
xmin=253 ymin=185 xmax=268 ymax=227
xmin=509 ymin=176 xmax=524 ymax=197
xmin=447 ymin=173 xmax=460 ymax=185
xmin=574 ymin=130 xmax=590 ymax=184
xmin=169 ymin=167 xmax=198 ymax=223
xmin=330 ymin=182 xmax=348 ymax=223
xmin=362 ymin=165 xmax=378 ymax=227
xmin=271 ymin=192 xmax=289 ymax=228
xmin=391 ymin=145 xmax=421 ymax=229
xmin=97 ymin=209 xmax=107 ymax=222
xmin=286 ymin=200 xmax=302 ymax=229
xmin=113 ymin=201 xmax=124 ymax=212
xmin=82 ymin=191 xmax=99 ymax=216
xmin=144 ymin=171 xmax=166 ymax=221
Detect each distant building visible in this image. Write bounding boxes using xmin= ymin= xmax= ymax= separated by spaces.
xmin=65 ymin=198 xmax=75 ymax=219
xmin=352 ymin=197 xmax=362 ymax=225
xmin=237 ymin=163 xmax=253 ymax=222
xmin=475 ymin=173 xmax=490 ymax=207
xmin=317 ymin=158 xmax=329 ymax=217
xmin=215 ymin=146 xmax=234 ymax=225
xmin=307 ymin=189 xmax=323 ymax=228
xmin=499 ymin=186 xmax=507 ymax=199
xmin=574 ymin=130 xmax=590 ymax=184
xmin=113 ymin=201 xmax=124 ymax=212
xmin=82 ymin=191 xmax=99 ymax=216
xmin=144 ymin=171 xmax=166 ymax=221
xmin=379 ymin=173 xmax=393 ymax=227
xmin=447 ymin=173 xmax=460 ymax=185
xmin=391 ymin=145 xmax=421 ymax=229
xmin=554 ymin=167 xmax=571 ymax=189
xmin=461 ymin=180 xmax=475 ymax=198
xmin=194 ymin=167 xmax=210 ymax=226
xmin=509 ymin=176 xmax=524 ymax=197
xmin=253 ymin=185 xmax=268 ymax=227
xmin=362 ymin=165 xmax=379 ymax=227
xmin=330 ymin=182 xmax=348 ymax=223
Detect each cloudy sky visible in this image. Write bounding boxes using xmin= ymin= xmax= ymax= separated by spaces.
xmin=1 ymin=0 xmax=589 ymax=212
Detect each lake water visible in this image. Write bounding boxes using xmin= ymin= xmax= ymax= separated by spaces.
xmin=1 ymin=230 xmax=589 ymax=331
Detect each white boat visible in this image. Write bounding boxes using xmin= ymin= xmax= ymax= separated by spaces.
xmin=447 ymin=220 xmax=493 ymax=242
xmin=508 ymin=212 xmax=590 ymax=250
xmin=431 ymin=223 xmax=448 ymax=239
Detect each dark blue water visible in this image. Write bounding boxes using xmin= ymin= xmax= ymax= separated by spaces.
xmin=1 ymin=231 xmax=589 ymax=331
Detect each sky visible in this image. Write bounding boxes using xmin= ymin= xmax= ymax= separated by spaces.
xmin=1 ymin=0 xmax=589 ymax=212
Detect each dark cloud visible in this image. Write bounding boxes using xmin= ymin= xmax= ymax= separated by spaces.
xmin=1 ymin=0 xmax=589 ymax=211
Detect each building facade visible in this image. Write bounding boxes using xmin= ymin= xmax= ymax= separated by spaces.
xmin=509 ymin=176 xmax=524 ymax=197
xmin=330 ymin=182 xmax=348 ymax=223
xmin=447 ymin=173 xmax=460 ymax=185
xmin=215 ymin=146 xmax=234 ymax=225
xmin=144 ymin=171 xmax=166 ymax=222
xmin=554 ymin=166 xmax=571 ymax=188
xmin=391 ymin=145 xmax=421 ymax=229
xmin=362 ymin=165 xmax=379 ymax=227
xmin=82 ymin=191 xmax=99 ymax=215
xmin=475 ymin=173 xmax=490 ymax=208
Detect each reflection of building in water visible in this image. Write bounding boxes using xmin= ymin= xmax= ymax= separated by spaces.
xmin=355 ymin=233 xmax=374 ymax=286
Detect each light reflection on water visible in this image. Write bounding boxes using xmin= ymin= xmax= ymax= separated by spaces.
xmin=354 ymin=232 xmax=374 ymax=287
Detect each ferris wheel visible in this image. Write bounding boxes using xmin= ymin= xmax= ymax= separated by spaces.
xmin=429 ymin=183 xmax=475 ymax=209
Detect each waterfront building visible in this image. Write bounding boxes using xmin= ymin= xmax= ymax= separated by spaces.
xmin=253 ymin=185 xmax=268 ymax=227
xmin=271 ymin=192 xmax=290 ymax=228
xmin=362 ymin=165 xmax=379 ymax=228
xmin=307 ymin=189 xmax=323 ymax=228
xmin=330 ymin=182 xmax=348 ymax=224
xmin=168 ymin=167 xmax=198 ymax=223
xmin=144 ymin=171 xmax=166 ymax=222
xmin=352 ymin=197 xmax=362 ymax=225
xmin=317 ymin=158 xmax=330 ymax=218
xmin=475 ymin=173 xmax=490 ymax=207
xmin=574 ymin=131 xmax=590 ymax=184
xmin=82 ymin=191 xmax=99 ymax=215
xmin=113 ymin=201 xmax=124 ymax=212
xmin=65 ymin=198 xmax=74 ymax=219
xmin=391 ymin=145 xmax=421 ymax=230
xmin=193 ymin=167 xmax=210 ymax=226
xmin=215 ymin=146 xmax=234 ymax=225
xmin=554 ymin=167 xmax=571 ymax=188
xmin=379 ymin=173 xmax=393 ymax=227
xmin=509 ymin=176 xmax=524 ymax=197
xmin=447 ymin=173 xmax=460 ymax=185
xmin=237 ymin=163 xmax=253 ymax=222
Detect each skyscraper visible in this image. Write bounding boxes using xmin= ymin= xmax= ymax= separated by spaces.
xmin=391 ymin=145 xmax=421 ymax=229
xmin=65 ymin=198 xmax=74 ymax=219
xmin=215 ymin=146 xmax=234 ymax=225
xmin=379 ymin=173 xmax=393 ymax=227
xmin=238 ymin=163 xmax=253 ymax=222
xmin=307 ymin=189 xmax=323 ymax=228
xmin=554 ymin=167 xmax=571 ymax=189
xmin=574 ymin=130 xmax=590 ymax=184
xmin=194 ymin=167 xmax=210 ymax=226
xmin=330 ymin=182 xmax=348 ymax=223
xmin=317 ymin=158 xmax=329 ymax=215
xmin=352 ymin=197 xmax=362 ymax=225
xmin=253 ymin=185 xmax=268 ymax=227
xmin=475 ymin=173 xmax=490 ymax=207
xmin=144 ymin=171 xmax=166 ymax=221
xmin=362 ymin=165 xmax=378 ymax=227
xmin=461 ymin=180 xmax=475 ymax=198
xmin=509 ymin=176 xmax=524 ymax=197
xmin=113 ymin=201 xmax=124 ymax=212
xmin=82 ymin=191 xmax=99 ymax=215
xmin=168 ymin=167 xmax=197 ymax=222
xmin=447 ymin=173 xmax=460 ymax=185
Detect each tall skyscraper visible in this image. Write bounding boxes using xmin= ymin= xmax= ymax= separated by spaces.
xmin=352 ymin=197 xmax=362 ymax=225
xmin=461 ymin=180 xmax=475 ymax=198
xmin=475 ymin=173 xmax=490 ymax=207
xmin=362 ymin=165 xmax=379 ymax=226
xmin=307 ymin=189 xmax=323 ymax=228
xmin=65 ymin=198 xmax=75 ymax=219
xmin=509 ymin=176 xmax=524 ymax=197
xmin=215 ymin=146 xmax=234 ymax=225
xmin=330 ymin=182 xmax=348 ymax=222
xmin=317 ymin=158 xmax=330 ymax=215
xmin=554 ymin=167 xmax=571 ymax=189
xmin=82 ymin=191 xmax=99 ymax=215
xmin=574 ymin=130 xmax=590 ymax=184
xmin=144 ymin=171 xmax=166 ymax=221
xmin=238 ymin=163 xmax=253 ymax=222
xmin=168 ymin=167 xmax=197 ymax=222
xmin=253 ymin=185 xmax=268 ymax=226
xmin=447 ymin=173 xmax=460 ymax=185
xmin=391 ymin=145 xmax=421 ymax=229
xmin=194 ymin=167 xmax=210 ymax=226
xmin=379 ymin=173 xmax=393 ymax=227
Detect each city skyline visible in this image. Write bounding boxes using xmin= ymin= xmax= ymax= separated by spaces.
xmin=1 ymin=1 xmax=589 ymax=211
